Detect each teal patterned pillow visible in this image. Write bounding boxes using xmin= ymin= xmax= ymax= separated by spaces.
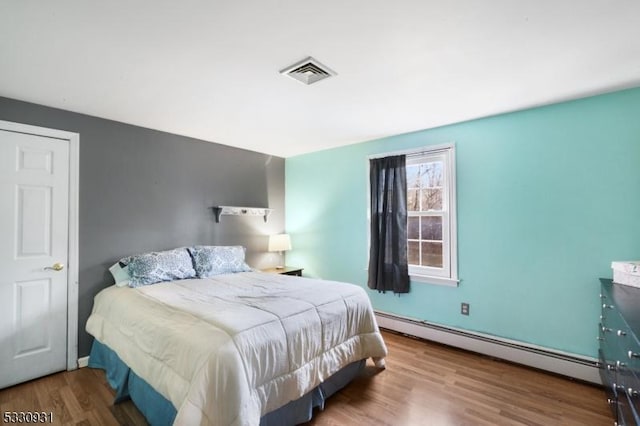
xmin=188 ymin=246 xmax=252 ymax=278
xmin=127 ymin=248 xmax=196 ymax=288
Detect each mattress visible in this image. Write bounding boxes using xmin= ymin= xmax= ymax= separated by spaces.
xmin=86 ymin=272 xmax=387 ymax=425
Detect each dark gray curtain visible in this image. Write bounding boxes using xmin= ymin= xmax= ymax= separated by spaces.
xmin=367 ymin=155 xmax=410 ymax=294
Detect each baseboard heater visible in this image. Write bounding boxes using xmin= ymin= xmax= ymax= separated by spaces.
xmin=375 ymin=311 xmax=601 ymax=385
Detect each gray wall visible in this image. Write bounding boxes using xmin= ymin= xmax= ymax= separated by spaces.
xmin=0 ymin=97 xmax=285 ymax=357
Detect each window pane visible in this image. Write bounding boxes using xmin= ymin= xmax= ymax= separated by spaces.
xmin=420 ymin=162 xmax=443 ymax=188
xmin=421 ymin=242 xmax=443 ymax=268
xmin=421 ymin=216 xmax=442 ymax=240
xmin=408 ymin=241 xmax=419 ymax=265
xmin=407 ymin=165 xmax=420 ymax=188
xmin=408 ymin=217 xmax=419 ymax=239
xmin=421 ymin=188 xmax=442 ymax=211
xmin=407 ymin=188 xmax=419 ymax=211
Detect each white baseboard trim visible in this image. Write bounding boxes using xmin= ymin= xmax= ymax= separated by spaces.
xmin=375 ymin=311 xmax=601 ymax=384
xmin=77 ymin=356 xmax=89 ymax=368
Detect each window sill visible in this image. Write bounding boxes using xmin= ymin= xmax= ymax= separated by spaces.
xmin=410 ymin=274 xmax=459 ymax=287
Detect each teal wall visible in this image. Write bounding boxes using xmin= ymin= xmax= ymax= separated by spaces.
xmin=285 ymin=87 xmax=640 ymax=358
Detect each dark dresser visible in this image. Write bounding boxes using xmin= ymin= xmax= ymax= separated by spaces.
xmin=600 ymin=278 xmax=640 ymax=425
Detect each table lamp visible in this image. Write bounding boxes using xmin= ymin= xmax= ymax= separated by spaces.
xmin=268 ymin=234 xmax=291 ymax=269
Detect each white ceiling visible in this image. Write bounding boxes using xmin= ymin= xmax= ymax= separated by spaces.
xmin=1 ymin=1 xmax=639 ymax=158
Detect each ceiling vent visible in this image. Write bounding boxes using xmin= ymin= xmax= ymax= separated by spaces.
xmin=280 ymin=56 xmax=337 ymax=85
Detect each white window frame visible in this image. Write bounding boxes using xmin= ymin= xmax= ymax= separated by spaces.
xmin=368 ymin=143 xmax=458 ymax=287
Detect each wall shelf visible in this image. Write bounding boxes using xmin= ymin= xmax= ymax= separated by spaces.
xmin=213 ymin=206 xmax=273 ymax=223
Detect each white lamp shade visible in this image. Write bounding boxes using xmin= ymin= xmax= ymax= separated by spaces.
xmin=268 ymin=234 xmax=292 ymax=252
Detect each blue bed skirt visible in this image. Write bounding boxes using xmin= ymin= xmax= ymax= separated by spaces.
xmin=88 ymin=340 xmax=365 ymax=426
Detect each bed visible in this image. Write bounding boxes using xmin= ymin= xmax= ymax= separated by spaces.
xmin=86 ymin=269 xmax=387 ymax=426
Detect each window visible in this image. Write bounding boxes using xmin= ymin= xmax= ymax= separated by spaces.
xmin=366 ymin=144 xmax=457 ymax=287
xmin=406 ymin=145 xmax=457 ymax=285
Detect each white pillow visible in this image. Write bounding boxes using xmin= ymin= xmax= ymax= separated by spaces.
xmin=108 ymin=262 xmax=131 ymax=287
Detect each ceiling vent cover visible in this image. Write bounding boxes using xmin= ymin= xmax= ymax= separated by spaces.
xmin=280 ymin=56 xmax=337 ymax=85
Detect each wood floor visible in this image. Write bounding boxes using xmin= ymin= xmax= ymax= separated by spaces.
xmin=0 ymin=330 xmax=613 ymax=425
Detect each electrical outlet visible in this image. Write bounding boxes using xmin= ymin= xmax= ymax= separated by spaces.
xmin=461 ymin=302 xmax=470 ymax=315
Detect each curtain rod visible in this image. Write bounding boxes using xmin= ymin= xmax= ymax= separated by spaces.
xmin=367 ymin=142 xmax=454 ymax=160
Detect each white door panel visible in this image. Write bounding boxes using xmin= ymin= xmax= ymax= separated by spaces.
xmin=0 ymin=128 xmax=69 ymax=388
xmin=16 ymin=185 xmax=52 ymax=257
xmin=14 ymin=278 xmax=52 ymax=356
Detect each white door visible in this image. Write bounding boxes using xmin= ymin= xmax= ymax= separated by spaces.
xmin=0 ymin=126 xmax=70 ymax=388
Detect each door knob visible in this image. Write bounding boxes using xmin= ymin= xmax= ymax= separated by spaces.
xmin=44 ymin=262 xmax=64 ymax=271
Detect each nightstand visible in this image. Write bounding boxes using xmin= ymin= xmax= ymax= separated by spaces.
xmin=261 ymin=266 xmax=303 ymax=277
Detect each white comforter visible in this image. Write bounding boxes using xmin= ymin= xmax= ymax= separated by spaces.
xmin=86 ymin=272 xmax=387 ymax=425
